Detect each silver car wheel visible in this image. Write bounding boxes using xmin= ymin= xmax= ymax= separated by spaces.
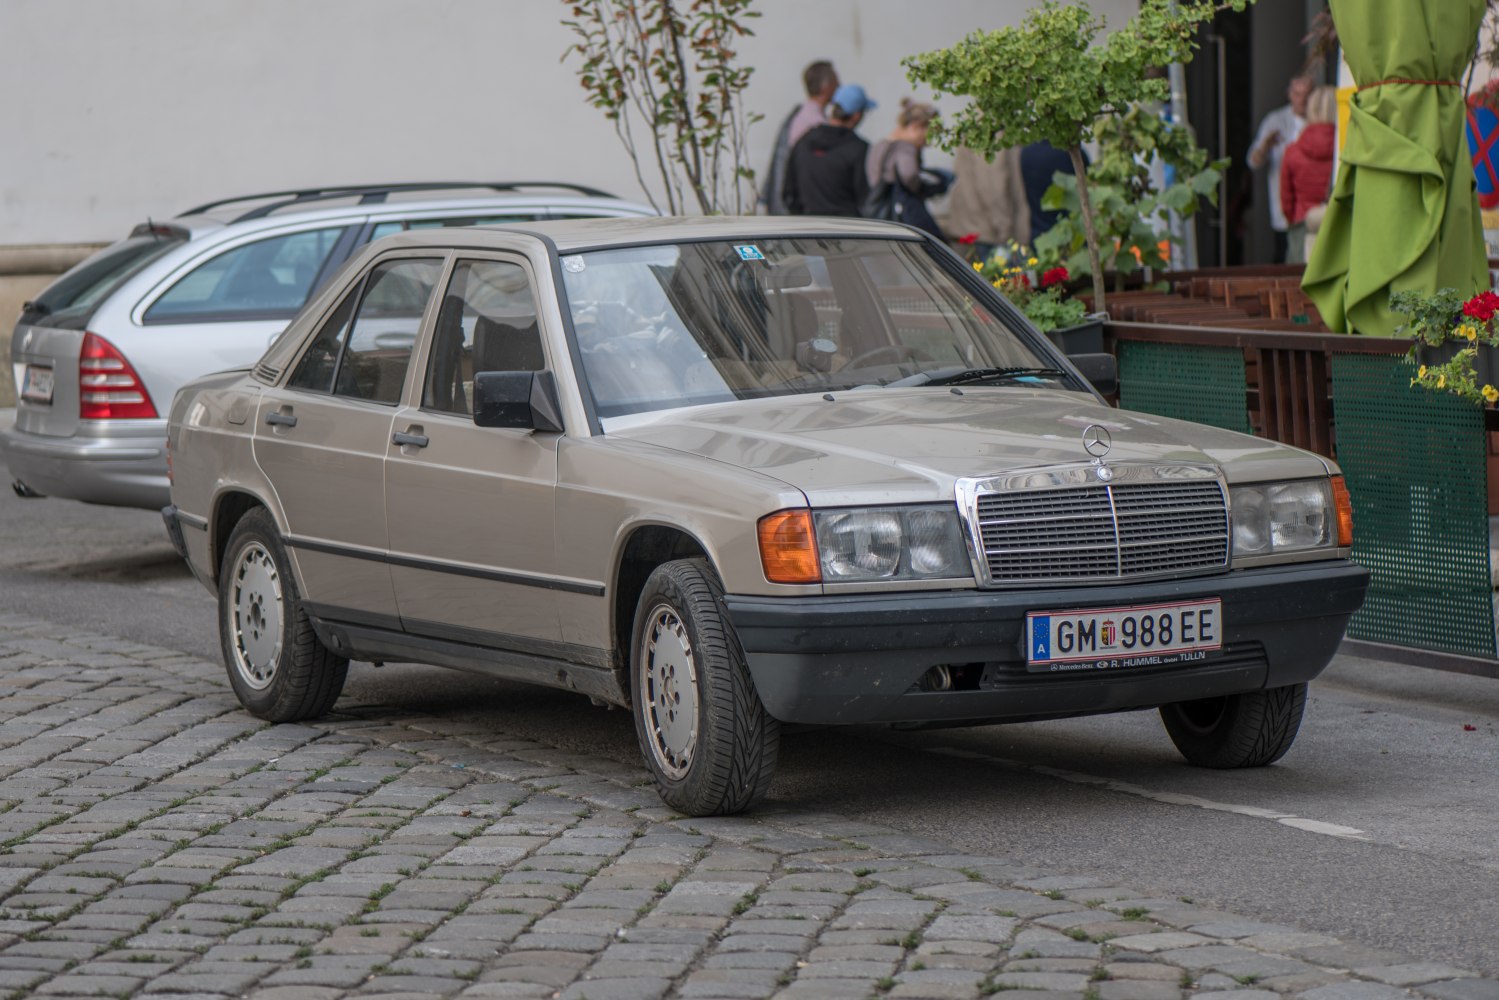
xmin=639 ymin=602 xmax=700 ymax=780
xmin=228 ymin=541 xmax=284 ymax=691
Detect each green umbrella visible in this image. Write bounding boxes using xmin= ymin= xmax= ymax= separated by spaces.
xmin=1303 ymin=0 xmax=1488 ymax=336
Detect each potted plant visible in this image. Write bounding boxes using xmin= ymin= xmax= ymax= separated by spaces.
xmin=974 ymin=245 xmax=1100 ymax=354
xmin=1392 ymin=287 xmax=1499 ymax=404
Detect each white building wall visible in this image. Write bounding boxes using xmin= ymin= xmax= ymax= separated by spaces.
xmin=0 ymin=0 xmax=1135 ymax=245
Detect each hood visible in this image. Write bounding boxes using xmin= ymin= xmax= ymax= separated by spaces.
xmin=801 ymin=124 xmax=864 ymax=155
xmin=609 ymin=388 xmax=1330 ymax=507
xmin=1297 ymin=123 xmax=1336 ymax=160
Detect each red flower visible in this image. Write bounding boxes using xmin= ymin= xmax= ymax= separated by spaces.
xmin=1462 ymin=290 xmax=1499 ymax=322
xmin=958 ymin=232 xmax=980 ymax=245
xmin=1040 ymin=266 xmax=1070 ymax=289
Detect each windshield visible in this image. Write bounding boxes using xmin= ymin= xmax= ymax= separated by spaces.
xmin=558 ymin=237 xmax=1053 ymax=420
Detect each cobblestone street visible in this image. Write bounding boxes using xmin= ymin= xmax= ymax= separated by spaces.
xmin=0 ymin=613 xmax=1494 ymax=1000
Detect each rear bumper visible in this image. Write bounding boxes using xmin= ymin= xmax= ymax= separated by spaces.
xmin=1 ymin=422 xmax=168 ymax=509
xmin=723 ymin=560 xmax=1370 ymax=726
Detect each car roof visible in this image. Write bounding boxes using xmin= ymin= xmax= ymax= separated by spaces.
xmin=365 ymin=215 xmax=927 ymax=254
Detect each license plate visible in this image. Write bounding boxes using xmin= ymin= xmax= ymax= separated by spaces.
xmin=1026 ymin=598 xmax=1222 ymax=672
xmin=20 ymin=364 xmax=54 ymax=404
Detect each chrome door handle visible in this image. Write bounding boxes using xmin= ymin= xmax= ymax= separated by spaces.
xmin=392 ymin=430 xmax=429 ymax=448
xmin=265 ymin=411 xmax=297 ymax=428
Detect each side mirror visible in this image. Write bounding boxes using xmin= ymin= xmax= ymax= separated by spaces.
xmin=473 ymin=371 xmax=565 ymax=433
xmin=1069 ymin=353 xmax=1118 ymax=397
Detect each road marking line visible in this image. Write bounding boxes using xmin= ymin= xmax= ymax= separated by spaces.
xmin=926 ymin=746 xmax=1371 ymax=841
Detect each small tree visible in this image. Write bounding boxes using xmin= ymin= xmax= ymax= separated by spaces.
xmin=563 ymin=0 xmax=762 ymax=215
xmin=905 ymin=0 xmax=1251 ymax=313
xmin=1034 ymin=105 xmax=1227 ymax=291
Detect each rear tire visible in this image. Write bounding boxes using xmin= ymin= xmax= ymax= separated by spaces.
xmin=1160 ymin=683 xmax=1306 ymax=768
xmin=631 ymin=559 xmax=779 ymax=815
xmin=219 ymin=508 xmax=348 ymax=722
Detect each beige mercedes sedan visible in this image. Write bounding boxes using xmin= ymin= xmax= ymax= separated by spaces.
xmin=164 ymin=217 xmax=1369 ymax=816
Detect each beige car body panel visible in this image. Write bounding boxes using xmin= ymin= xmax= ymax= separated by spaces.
xmin=166 ymin=217 xmax=1359 ymax=717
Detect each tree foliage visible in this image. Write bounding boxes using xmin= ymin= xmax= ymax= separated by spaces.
xmin=905 ymin=0 xmax=1252 ymax=312
xmin=563 ymin=0 xmax=762 ymax=215
xmin=1035 ymin=107 xmax=1227 ymax=289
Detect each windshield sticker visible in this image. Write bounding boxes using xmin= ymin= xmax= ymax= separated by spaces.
xmin=734 ymin=244 xmax=765 ymax=261
xmin=562 ymin=255 xmax=587 ymax=273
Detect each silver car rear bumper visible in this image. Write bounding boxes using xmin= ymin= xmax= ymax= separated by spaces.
xmin=1 ymin=423 xmax=168 ymax=509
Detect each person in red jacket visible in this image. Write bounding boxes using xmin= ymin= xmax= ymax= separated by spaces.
xmin=1280 ymin=86 xmax=1338 ymax=264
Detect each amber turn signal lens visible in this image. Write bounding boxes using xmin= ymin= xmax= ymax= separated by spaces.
xmin=1331 ymin=475 xmax=1353 ymax=547
xmin=758 ymin=509 xmax=821 ymax=584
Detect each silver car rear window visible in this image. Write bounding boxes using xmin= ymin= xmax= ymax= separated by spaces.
xmin=23 ymin=233 xmax=186 ymax=329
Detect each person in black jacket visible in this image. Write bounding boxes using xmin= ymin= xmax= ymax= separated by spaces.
xmin=784 ymin=84 xmax=876 ymax=217
xmin=760 ymin=60 xmax=839 ymax=215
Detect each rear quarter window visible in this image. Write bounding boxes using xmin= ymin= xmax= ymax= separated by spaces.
xmin=142 ymin=227 xmax=348 ymax=324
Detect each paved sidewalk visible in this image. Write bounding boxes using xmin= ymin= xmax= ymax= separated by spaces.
xmin=0 ymin=614 xmax=1494 ymax=1000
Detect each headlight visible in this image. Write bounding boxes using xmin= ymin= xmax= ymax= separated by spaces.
xmin=756 ymin=505 xmax=971 ymax=584
xmin=814 ymin=506 xmax=969 ymax=582
xmin=1231 ymin=477 xmax=1351 ymax=561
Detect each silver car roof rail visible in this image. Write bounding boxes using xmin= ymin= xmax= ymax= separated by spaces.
xmin=179 ymin=182 xmax=622 ymax=223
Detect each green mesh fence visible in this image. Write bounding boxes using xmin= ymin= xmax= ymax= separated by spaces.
xmin=1118 ymin=342 xmax=1252 ymax=434
xmin=1330 ymin=354 xmax=1495 ymax=658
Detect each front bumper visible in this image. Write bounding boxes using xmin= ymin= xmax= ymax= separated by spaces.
xmin=1 ymin=422 xmax=168 ymax=509
xmin=723 ymin=560 xmax=1369 ymax=726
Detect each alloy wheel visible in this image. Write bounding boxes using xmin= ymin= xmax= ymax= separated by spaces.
xmin=229 ymin=542 xmax=284 ymax=691
xmin=638 ymin=603 xmax=700 ymax=780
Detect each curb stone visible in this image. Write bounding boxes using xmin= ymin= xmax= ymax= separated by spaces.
xmin=0 ymin=614 xmax=1492 ymax=1000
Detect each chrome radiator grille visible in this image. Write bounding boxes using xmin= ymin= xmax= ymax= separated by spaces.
xmin=970 ymin=471 xmax=1229 ymax=585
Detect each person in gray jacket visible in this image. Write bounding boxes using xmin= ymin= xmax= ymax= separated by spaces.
xmin=866 ymin=99 xmax=951 ymax=239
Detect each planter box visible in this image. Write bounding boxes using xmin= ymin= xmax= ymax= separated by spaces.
xmin=1045 ymin=317 xmax=1105 ymax=356
xmin=1415 ymin=341 xmax=1499 ymax=391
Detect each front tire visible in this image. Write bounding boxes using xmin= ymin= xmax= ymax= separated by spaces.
xmin=631 ymin=559 xmax=779 ymax=815
xmin=219 ymin=508 xmax=348 ymax=722
xmin=1160 ymin=683 xmax=1306 ymax=768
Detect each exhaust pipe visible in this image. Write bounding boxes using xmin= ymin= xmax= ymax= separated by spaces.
xmin=11 ymin=480 xmax=44 ymax=499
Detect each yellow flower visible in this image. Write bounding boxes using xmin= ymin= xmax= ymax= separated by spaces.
xmin=993 ymin=280 xmax=1003 ymax=288
xmin=1418 ymin=365 xmax=1428 ymax=378
xmin=1027 ymin=256 xmax=1039 ymax=266
xmin=1462 ymin=324 xmax=1479 ymax=342
xmin=1484 ymin=385 xmax=1499 ymax=404
xmin=973 ymin=261 xmax=983 ymax=271
xmin=1437 ymin=373 xmax=1447 ymax=389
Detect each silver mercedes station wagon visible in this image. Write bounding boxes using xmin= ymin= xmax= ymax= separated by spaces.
xmin=164 ymin=216 xmax=1370 ymax=816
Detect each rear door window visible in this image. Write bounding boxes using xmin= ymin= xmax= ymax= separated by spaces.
xmin=286 ymin=257 xmax=443 ymax=405
xmin=142 ymin=227 xmax=348 ymax=324
xmin=24 ymin=233 xmax=186 ymax=329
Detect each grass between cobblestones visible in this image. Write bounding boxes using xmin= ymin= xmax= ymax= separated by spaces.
xmin=0 ymin=613 xmax=1492 ymax=1000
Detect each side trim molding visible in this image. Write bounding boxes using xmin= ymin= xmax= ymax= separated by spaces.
xmin=284 ymin=535 xmax=605 ymax=597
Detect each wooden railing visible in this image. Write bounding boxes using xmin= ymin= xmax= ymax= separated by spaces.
xmin=1103 ymin=320 xmax=1410 ymax=459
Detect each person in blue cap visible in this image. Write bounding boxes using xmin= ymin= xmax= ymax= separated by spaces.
xmin=784 ymin=83 xmax=876 ymax=217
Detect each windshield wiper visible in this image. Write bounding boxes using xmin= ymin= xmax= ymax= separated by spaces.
xmin=885 ymin=366 xmax=1070 ymax=388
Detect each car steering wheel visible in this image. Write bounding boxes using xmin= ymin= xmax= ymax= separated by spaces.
xmin=835 ymin=344 xmax=918 ymax=372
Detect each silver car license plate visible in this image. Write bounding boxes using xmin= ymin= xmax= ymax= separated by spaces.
xmin=1026 ymin=598 xmax=1222 ymax=672
xmin=21 ymin=364 xmax=54 ymax=404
